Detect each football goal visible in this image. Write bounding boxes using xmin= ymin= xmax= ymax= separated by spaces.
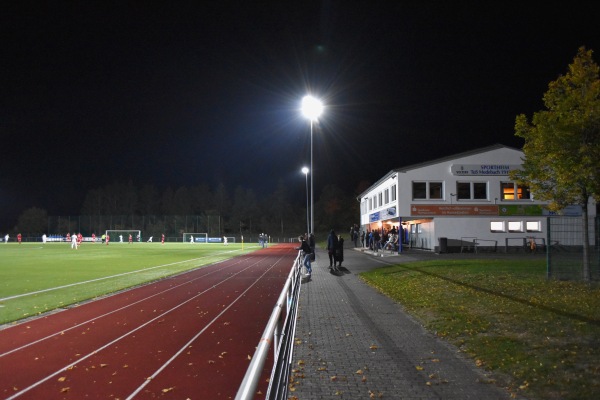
xmin=223 ymin=236 xmax=236 ymax=244
xmin=105 ymin=230 xmax=142 ymax=243
xmin=183 ymin=233 xmax=208 ymax=244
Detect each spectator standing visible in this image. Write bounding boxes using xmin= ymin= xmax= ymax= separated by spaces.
xmin=373 ymin=230 xmax=381 ymax=250
xmin=335 ymin=235 xmax=344 ymax=269
xmin=326 ymin=229 xmax=338 ymax=269
xmin=295 ymin=235 xmax=312 ymax=278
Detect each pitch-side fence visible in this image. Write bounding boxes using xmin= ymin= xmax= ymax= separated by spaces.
xmin=235 ymin=251 xmax=304 ymax=400
xmin=547 ymin=216 xmax=600 ymax=280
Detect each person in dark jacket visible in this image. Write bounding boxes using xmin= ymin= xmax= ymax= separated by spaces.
xmin=295 ymin=235 xmax=312 ymax=277
xmin=335 ymin=235 xmax=344 ymax=268
xmin=327 ymin=229 xmax=338 ymax=269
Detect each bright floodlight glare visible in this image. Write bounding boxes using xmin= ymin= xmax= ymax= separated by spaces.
xmin=301 ymin=167 xmax=309 ymax=175
xmin=301 ymin=95 xmax=323 ymax=121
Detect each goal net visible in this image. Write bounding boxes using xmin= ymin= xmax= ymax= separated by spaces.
xmin=183 ymin=233 xmax=208 ymax=244
xmin=105 ymin=230 xmax=142 ymax=243
xmin=223 ymin=236 xmax=236 ymax=244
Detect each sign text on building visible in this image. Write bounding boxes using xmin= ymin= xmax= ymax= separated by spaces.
xmin=411 ymin=204 xmax=499 ymax=216
xmin=450 ymin=164 xmax=520 ymax=176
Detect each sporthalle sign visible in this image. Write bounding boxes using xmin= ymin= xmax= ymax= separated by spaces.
xmin=450 ymin=164 xmax=520 ymax=176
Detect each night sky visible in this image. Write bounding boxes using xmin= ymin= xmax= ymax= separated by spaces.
xmin=2 ymin=1 xmax=600 ymax=227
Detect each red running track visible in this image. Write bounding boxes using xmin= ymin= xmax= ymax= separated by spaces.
xmin=0 ymin=244 xmax=298 ymax=399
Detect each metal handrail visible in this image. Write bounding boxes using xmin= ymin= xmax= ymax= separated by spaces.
xmin=235 ymin=250 xmax=303 ymax=400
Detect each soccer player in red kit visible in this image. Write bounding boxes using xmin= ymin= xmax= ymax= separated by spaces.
xmin=129 ymin=234 xmax=132 ymax=244
xmin=17 ymin=233 xmax=22 ymax=244
xmin=106 ymin=234 xmax=110 ymax=245
xmin=161 ymin=234 xmax=165 ymax=245
xmin=92 ymin=233 xmax=96 ymax=243
xmin=77 ymin=233 xmax=82 ymax=246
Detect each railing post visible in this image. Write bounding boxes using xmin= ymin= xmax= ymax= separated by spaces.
xmin=235 ymin=251 xmax=303 ymax=400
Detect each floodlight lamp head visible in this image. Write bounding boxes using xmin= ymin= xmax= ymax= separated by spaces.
xmin=301 ymin=95 xmax=323 ymax=121
xmin=301 ymin=167 xmax=309 ymax=175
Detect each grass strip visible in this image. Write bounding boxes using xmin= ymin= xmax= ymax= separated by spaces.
xmin=360 ymin=258 xmax=600 ymax=400
xmin=0 ymin=243 xmax=257 ymax=325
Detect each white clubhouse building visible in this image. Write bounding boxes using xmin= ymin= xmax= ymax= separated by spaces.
xmin=358 ymin=144 xmax=596 ymax=253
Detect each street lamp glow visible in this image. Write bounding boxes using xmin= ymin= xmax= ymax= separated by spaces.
xmin=301 ymin=95 xmax=323 ymax=121
xmin=301 ymin=167 xmax=309 ymax=236
xmin=301 ymin=95 xmax=323 ymax=235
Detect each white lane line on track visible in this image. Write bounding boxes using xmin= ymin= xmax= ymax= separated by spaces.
xmin=0 ymin=255 xmax=255 ymax=358
xmin=126 ymin=252 xmax=289 ymax=399
xmin=0 ymin=249 xmax=243 ymax=302
xmin=5 ymin=253 xmax=275 ymax=400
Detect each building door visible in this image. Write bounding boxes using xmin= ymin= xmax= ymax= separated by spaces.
xmin=410 ymin=223 xmax=420 ymax=248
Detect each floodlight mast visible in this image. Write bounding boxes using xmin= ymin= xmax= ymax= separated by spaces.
xmin=301 ymin=167 xmax=309 ymax=236
xmin=301 ymin=95 xmax=323 ymax=236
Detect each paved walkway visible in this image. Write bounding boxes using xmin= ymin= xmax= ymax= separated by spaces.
xmin=290 ymin=246 xmax=520 ymax=400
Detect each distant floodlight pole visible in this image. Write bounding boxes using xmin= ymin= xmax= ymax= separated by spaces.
xmin=301 ymin=167 xmax=310 ymax=235
xmin=301 ymin=95 xmax=323 ymax=235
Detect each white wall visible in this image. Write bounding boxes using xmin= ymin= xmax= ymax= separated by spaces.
xmin=359 ymin=145 xmax=597 ymax=251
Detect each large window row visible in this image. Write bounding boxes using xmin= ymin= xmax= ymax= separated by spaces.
xmin=490 ymin=220 xmax=541 ymax=233
xmin=366 ymin=179 xmax=533 ymax=212
xmin=411 ymin=181 xmax=531 ymax=201
xmin=367 ymin=184 xmax=397 ymax=211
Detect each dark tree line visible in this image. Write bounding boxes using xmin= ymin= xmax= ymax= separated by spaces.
xmin=12 ymin=180 xmax=365 ymax=238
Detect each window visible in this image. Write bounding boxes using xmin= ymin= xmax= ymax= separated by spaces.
xmin=526 ymin=221 xmax=541 ymax=232
xmin=378 ymin=192 xmax=383 ymax=206
xmin=501 ymin=182 xmax=531 ymax=200
xmin=368 ymin=198 xmax=372 ymax=211
xmin=490 ymin=221 xmax=505 ymax=232
xmin=412 ymin=181 xmax=443 ymax=200
xmin=429 ymin=182 xmax=443 ymax=199
xmin=457 ymin=182 xmax=488 ymax=200
xmin=457 ymin=182 xmax=470 ymax=199
xmin=384 ymin=189 xmax=389 ymax=204
xmin=473 ymin=182 xmax=487 ymax=199
xmin=413 ymin=182 xmax=427 ymax=199
xmin=508 ymin=221 xmax=523 ymax=232
xmin=391 ymin=184 xmax=397 ymax=201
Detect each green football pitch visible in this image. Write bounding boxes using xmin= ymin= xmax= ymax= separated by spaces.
xmin=0 ymin=242 xmax=260 ymax=325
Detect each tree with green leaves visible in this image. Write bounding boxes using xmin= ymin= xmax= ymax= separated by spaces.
xmin=511 ymin=47 xmax=600 ymax=281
